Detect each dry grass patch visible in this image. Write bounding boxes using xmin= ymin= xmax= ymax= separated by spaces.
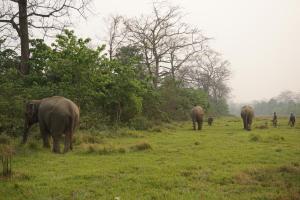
xmin=73 ymin=133 xmax=105 ymax=145
xmin=255 ymin=122 xmax=269 ymax=129
xmin=129 ymin=141 xmax=152 ymax=151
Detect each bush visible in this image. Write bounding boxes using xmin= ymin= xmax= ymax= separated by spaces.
xmin=79 ymin=113 xmax=109 ymax=130
xmin=129 ymin=116 xmax=153 ymax=130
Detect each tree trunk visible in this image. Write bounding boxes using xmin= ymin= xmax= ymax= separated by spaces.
xmin=18 ymin=0 xmax=30 ymax=75
xmin=170 ymin=53 xmax=175 ymax=80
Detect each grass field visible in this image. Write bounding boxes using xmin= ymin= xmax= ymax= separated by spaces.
xmin=1 ymin=116 xmax=300 ymax=200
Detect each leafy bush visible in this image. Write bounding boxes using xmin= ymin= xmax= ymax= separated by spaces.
xmin=129 ymin=116 xmax=153 ymax=130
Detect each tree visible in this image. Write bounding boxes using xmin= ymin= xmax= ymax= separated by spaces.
xmin=0 ymin=0 xmax=91 ymax=74
xmin=181 ymin=49 xmax=231 ymax=115
xmin=123 ymin=2 xmax=208 ymax=88
xmin=104 ymin=15 xmax=127 ymax=61
xmin=185 ymin=50 xmax=231 ymax=100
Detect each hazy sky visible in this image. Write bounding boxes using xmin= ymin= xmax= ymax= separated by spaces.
xmin=74 ymin=0 xmax=300 ymax=103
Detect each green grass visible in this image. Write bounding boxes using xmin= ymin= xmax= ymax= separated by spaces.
xmin=1 ymin=117 xmax=300 ymax=200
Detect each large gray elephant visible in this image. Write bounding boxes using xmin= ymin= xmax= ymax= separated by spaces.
xmin=241 ymin=105 xmax=254 ymax=131
xmin=191 ymin=106 xmax=204 ymax=130
xmin=22 ymin=96 xmax=80 ymax=153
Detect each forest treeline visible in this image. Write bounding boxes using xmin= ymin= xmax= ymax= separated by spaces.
xmin=229 ymin=91 xmax=300 ymax=116
xmin=0 ymin=1 xmax=231 ymax=136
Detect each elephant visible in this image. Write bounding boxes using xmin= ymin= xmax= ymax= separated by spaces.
xmin=241 ymin=105 xmax=254 ymax=131
xmin=191 ymin=106 xmax=204 ymax=130
xmin=207 ymin=117 xmax=214 ymax=126
xmin=22 ymin=96 xmax=80 ymax=153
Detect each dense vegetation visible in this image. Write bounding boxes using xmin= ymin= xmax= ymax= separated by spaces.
xmin=0 ymin=29 xmax=226 ymax=137
xmin=0 ymin=117 xmax=299 ymax=199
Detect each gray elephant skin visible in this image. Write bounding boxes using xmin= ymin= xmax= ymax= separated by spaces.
xmin=191 ymin=106 xmax=204 ymax=130
xmin=241 ymin=105 xmax=254 ymax=131
xmin=22 ymin=96 xmax=80 ymax=153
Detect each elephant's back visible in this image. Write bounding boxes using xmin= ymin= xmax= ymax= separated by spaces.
xmin=191 ymin=106 xmax=204 ymax=116
xmin=39 ymin=96 xmax=79 ymax=117
xmin=241 ymin=105 xmax=254 ymax=116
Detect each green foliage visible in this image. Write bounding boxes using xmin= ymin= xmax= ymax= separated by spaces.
xmin=0 ymin=30 xmax=151 ymax=136
xmin=129 ymin=116 xmax=153 ymax=130
xmin=158 ymin=78 xmax=208 ymax=120
xmin=100 ymin=59 xmax=145 ymax=122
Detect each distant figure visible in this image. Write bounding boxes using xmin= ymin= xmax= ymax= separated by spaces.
xmin=288 ymin=113 xmax=296 ymax=127
xmin=272 ymin=112 xmax=277 ymax=127
xmin=207 ymin=117 xmax=214 ymax=126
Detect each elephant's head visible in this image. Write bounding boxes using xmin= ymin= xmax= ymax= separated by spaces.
xmin=22 ymin=100 xmax=41 ymax=144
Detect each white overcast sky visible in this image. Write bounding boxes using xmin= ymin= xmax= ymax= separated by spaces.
xmin=73 ymin=0 xmax=300 ymax=103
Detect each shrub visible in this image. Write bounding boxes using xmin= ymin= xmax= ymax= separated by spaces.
xmin=129 ymin=116 xmax=153 ymax=130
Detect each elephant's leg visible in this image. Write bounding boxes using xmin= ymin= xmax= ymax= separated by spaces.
xmin=243 ymin=118 xmax=247 ymax=129
xmin=63 ymin=132 xmax=72 ymax=153
xmin=247 ymin=117 xmax=252 ymax=131
xmin=52 ymin=135 xmax=61 ymax=153
xmin=198 ymin=120 xmax=203 ymax=130
xmin=70 ymin=133 xmax=73 ymax=150
xmin=42 ymin=134 xmax=50 ymax=148
xmin=39 ymin=123 xmax=50 ymax=148
xmin=192 ymin=120 xmax=196 ymax=130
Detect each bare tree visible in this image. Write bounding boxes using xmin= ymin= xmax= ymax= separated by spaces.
xmin=165 ymin=27 xmax=208 ymax=81
xmin=185 ymin=50 xmax=231 ymax=101
xmin=104 ymin=15 xmax=127 ymax=61
xmin=0 ymin=0 xmax=91 ymax=74
xmin=123 ymin=2 xmax=208 ymax=88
